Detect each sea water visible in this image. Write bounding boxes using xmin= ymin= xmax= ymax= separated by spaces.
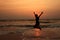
xmin=0 ymin=19 xmax=60 ymax=28
xmin=0 ymin=19 xmax=60 ymax=40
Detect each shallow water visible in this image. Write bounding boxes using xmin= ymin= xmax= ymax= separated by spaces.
xmin=0 ymin=27 xmax=60 ymax=40
xmin=0 ymin=19 xmax=60 ymax=28
xmin=0 ymin=20 xmax=60 ymax=40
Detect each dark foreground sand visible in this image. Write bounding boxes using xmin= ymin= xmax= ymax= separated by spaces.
xmin=0 ymin=27 xmax=60 ymax=40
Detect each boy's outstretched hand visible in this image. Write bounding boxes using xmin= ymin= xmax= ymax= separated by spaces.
xmin=39 ymin=11 xmax=43 ymax=17
xmin=33 ymin=12 xmax=35 ymax=14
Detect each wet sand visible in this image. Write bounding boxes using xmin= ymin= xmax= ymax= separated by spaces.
xmin=0 ymin=27 xmax=60 ymax=40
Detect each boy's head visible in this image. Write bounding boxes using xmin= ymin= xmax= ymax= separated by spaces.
xmin=35 ymin=14 xmax=38 ymax=17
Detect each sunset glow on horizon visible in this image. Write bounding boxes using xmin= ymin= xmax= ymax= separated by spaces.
xmin=0 ymin=0 xmax=60 ymax=19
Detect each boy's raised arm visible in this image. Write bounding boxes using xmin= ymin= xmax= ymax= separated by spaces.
xmin=39 ymin=11 xmax=43 ymax=17
xmin=33 ymin=12 xmax=35 ymax=15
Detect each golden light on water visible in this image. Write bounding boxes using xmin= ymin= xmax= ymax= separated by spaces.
xmin=33 ymin=28 xmax=41 ymax=36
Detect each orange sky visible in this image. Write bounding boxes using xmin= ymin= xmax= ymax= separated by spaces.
xmin=0 ymin=0 xmax=60 ymax=19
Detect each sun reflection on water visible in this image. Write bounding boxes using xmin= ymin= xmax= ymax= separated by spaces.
xmin=33 ymin=28 xmax=41 ymax=37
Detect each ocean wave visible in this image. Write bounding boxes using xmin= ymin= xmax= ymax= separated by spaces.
xmin=0 ymin=24 xmax=60 ymax=28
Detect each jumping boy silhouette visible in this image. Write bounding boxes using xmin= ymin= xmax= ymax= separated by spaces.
xmin=33 ymin=11 xmax=43 ymax=30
